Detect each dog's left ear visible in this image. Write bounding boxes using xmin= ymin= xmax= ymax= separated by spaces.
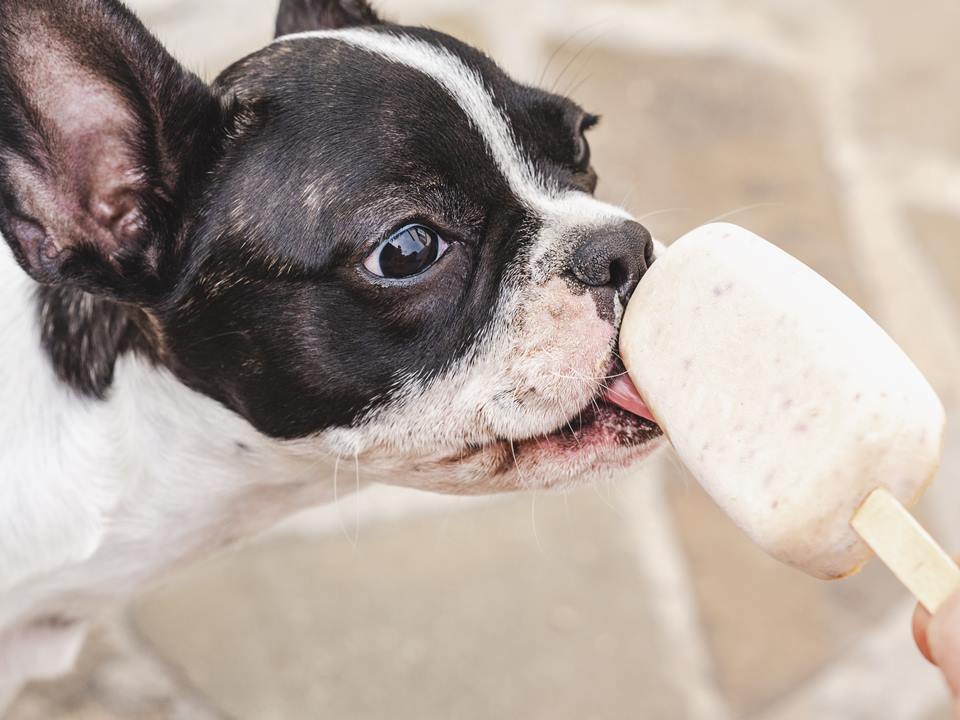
xmin=0 ymin=0 xmax=222 ymax=302
xmin=275 ymin=0 xmax=384 ymax=37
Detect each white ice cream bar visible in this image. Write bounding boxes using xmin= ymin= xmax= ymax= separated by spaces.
xmin=619 ymin=223 xmax=948 ymax=583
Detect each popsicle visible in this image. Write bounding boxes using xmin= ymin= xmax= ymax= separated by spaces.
xmin=613 ymin=222 xmax=959 ymax=611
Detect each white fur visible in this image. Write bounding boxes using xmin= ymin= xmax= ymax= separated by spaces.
xmin=0 ymin=242 xmax=340 ymax=703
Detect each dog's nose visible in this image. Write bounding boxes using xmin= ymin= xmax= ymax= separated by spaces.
xmin=567 ymin=220 xmax=654 ymax=301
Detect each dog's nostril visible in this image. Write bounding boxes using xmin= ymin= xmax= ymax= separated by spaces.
xmin=609 ymin=258 xmax=631 ymax=295
xmin=567 ymin=220 xmax=652 ymax=301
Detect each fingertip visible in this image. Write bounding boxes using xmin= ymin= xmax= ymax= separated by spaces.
xmin=929 ymin=591 xmax=960 ymax=697
xmin=914 ymin=602 xmax=936 ymax=665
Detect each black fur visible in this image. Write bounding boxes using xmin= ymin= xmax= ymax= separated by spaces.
xmin=275 ymin=0 xmax=382 ymax=38
xmin=36 ymin=285 xmax=160 ymax=398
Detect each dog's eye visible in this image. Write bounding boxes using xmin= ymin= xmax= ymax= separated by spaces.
xmin=364 ymin=224 xmax=449 ymax=279
xmin=573 ymin=114 xmax=599 ymax=170
xmin=573 ymin=135 xmax=591 ymax=169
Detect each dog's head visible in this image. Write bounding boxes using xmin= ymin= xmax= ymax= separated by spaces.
xmin=0 ymin=0 xmax=662 ymax=494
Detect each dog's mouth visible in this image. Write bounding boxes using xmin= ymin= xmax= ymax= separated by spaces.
xmin=432 ymin=354 xmax=664 ymax=489
xmin=511 ymin=357 xmax=662 ymax=457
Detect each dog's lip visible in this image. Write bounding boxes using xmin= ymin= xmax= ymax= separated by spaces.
xmin=514 ymin=369 xmax=662 ymax=450
xmin=477 ymin=355 xmax=661 ymax=455
xmin=518 ymin=394 xmax=662 ymax=451
xmin=531 ymin=353 xmax=661 ymax=444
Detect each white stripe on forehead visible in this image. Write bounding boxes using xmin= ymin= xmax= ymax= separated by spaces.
xmin=274 ymin=28 xmax=549 ymax=203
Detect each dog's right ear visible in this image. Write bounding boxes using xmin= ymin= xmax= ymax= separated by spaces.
xmin=0 ymin=0 xmax=222 ymax=302
xmin=275 ymin=0 xmax=383 ymax=38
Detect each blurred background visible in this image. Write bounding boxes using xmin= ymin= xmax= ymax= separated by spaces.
xmin=12 ymin=0 xmax=960 ymax=718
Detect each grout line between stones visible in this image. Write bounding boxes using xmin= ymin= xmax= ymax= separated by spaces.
xmin=620 ymin=453 xmax=734 ymax=720
xmin=750 ymin=602 xmax=949 ymax=720
xmin=115 ymin=612 xmax=233 ymax=720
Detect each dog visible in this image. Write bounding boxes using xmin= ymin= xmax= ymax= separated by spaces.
xmin=0 ymin=0 xmax=664 ymax=705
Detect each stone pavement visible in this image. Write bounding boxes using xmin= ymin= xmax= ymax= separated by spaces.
xmin=11 ymin=0 xmax=960 ymax=718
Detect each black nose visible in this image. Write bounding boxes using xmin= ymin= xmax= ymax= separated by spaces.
xmin=567 ymin=220 xmax=654 ymax=301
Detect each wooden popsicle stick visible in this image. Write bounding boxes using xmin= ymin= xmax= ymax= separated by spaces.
xmin=852 ymin=488 xmax=960 ymax=613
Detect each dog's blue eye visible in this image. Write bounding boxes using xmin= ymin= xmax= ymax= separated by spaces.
xmin=364 ymin=225 xmax=449 ymax=279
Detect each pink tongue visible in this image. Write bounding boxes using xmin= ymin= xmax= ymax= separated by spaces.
xmin=603 ymin=375 xmax=657 ymax=424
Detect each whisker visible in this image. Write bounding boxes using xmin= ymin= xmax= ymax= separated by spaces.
xmin=550 ymin=25 xmax=611 ymax=95
xmin=509 ymin=438 xmax=533 ymax=494
xmin=538 ymin=20 xmax=607 ymax=88
xmin=589 ymin=394 xmax=603 ymax=417
xmin=547 ymin=369 xmax=628 ymax=382
xmin=553 ymin=397 xmax=584 ymax=447
xmin=591 ymin=481 xmax=627 ymax=519
xmin=530 ymin=492 xmax=545 ymax=552
xmin=352 ymin=452 xmax=362 ymax=547
xmin=635 ymin=207 xmax=691 ymax=223
xmin=561 ymin=41 xmax=603 ymax=98
xmin=332 ymin=454 xmax=354 ymax=547
xmin=564 ymin=419 xmax=581 ymax=445
xmin=705 ymin=202 xmax=784 ymax=224
xmin=563 ymin=67 xmax=594 ymax=100
xmin=617 ymin=187 xmax=639 ymax=215
xmin=536 ymin=347 xmax=623 ymax=383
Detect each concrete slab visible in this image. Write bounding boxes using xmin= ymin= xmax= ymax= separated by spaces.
xmin=851 ymin=0 xmax=960 ymax=163
xmin=910 ymin=210 xmax=960 ymax=311
xmin=131 ymin=487 xmax=686 ymax=720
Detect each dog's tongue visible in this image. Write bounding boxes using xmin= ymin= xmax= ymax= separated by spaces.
xmin=603 ymin=375 xmax=657 ymax=424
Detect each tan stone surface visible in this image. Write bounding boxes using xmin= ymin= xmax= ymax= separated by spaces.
xmin=852 ymin=0 xmax=960 ymax=162
xmin=922 ymin=704 xmax=953 ymax=720
xmin=9 ymin=620 xmax=223 ymax=720
xmin=16 ymin=1 xmax=960 ymax=718
xmin=910 ymin=210 xmax=960 ymax=310
xmin=132 ymin=489 xmax=684 ymax=720
xmin=666 ymin=471 xmax=828 ymax=712
xmin=556 ymin=46 xmax=870 ymax=308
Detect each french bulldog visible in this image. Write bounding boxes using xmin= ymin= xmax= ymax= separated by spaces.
xmin=0 ymin=0 xmax=662 ymax=705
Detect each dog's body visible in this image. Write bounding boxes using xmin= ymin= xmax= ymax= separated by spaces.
xmin=0 ymin=0 xmax=662 ymax=704
xmin=0 ymin=241 xmax=339 ymax=699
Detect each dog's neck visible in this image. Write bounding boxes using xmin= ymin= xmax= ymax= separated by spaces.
xmin=0 ymin=244 xmax=338 ymax=604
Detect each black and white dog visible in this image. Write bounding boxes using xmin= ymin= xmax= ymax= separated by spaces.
xmin=0 ymin=0 xmax=663 ymax=704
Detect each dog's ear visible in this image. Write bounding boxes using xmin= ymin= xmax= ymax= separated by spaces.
xmin=275 ymin=0 xmax=383 ymax=38
xmin=0 ymin=0 xmax=222 ymax=301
